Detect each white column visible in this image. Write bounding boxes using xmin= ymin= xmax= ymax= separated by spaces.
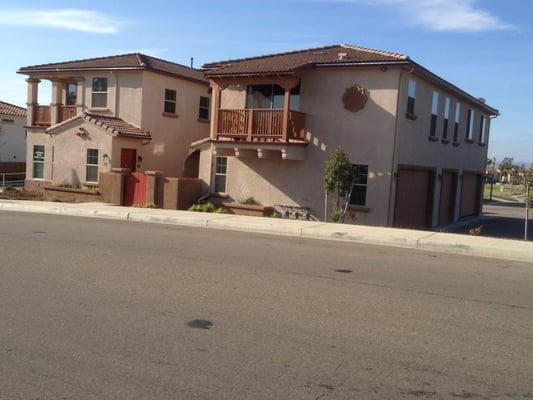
xmin=75 ymin=77 xmax=85 ymax=114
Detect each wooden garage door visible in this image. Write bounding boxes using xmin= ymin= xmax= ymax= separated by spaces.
xmin=394 ymin=168 xmax=434 ymax=229
xmin=438 ymin=171 xmax=457 ymax=226
xmin=460 ymin=173 xmax=482 ymax=218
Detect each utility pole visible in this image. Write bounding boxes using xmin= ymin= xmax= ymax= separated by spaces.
xmin=525 ymin=184 xmax=529 ymax=241
xmin=490 ymin=157 xmax=496 ymax=201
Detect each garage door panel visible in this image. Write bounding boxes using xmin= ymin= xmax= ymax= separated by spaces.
xmin=394 ymin=168 xmax=434 ymax=229
xmin=439 ymin=172 xmax=457 ymax=226
xmin=460 ymin=173 xmax=481 ymax=218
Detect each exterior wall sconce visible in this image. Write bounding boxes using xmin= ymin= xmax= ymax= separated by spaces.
xmin=137 ymin=155 xmax=143 ymax=163
xmin=76 ymin=127 xmax=87 ymax=138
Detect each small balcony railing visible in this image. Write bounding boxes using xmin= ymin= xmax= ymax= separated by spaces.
xmin=217 ymin=109 xmax=306 ymax=141
xmin=33 ymin=105 xmax=51 ymax=126
xmin=59 ymin=105 xmax=77 ymax=122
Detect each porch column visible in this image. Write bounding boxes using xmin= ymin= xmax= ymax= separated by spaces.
xmin=282 ymin=87 xmax=291 ymax=142
xmin=25 ymin=78 xmax=40 ymax=126
xmin=75 ymin=77 xmax=85 ymax=114
xmin=210 ymin=82 xmax=223 ymax=140
xmin=50 ymin=79 xmax=63 ymax=126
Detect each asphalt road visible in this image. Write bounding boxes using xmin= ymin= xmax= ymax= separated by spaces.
xmin=1 ymin=212 xmax=532 ymax=399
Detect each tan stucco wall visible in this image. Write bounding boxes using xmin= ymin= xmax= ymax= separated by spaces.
xmin=25 ymin=121 xmax=145 ymax=186
xmin=393 ymin=71 xmax=491 ymax=225
xmin=0 ymin=114 xmax=26 ymax=163
xmin=140 ymin=71 xmax=210 ymax=177
xmin=205 ymin=66 xmax=401 ymax=224
xmin=25 ymin=69 xmax=210 ymax=181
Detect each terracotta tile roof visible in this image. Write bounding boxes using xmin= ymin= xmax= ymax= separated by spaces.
xmin=0 ymin=101 xmax=27 ymax=117
xmin=82 ymin=113 xmax=151 ymax=139
xmin=203 ymin=44 xmax=409 ymax=76
xmin=18 ymin=53 xmax=207 ymax=84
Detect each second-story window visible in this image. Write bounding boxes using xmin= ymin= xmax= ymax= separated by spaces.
xmin=429 ymin=91 xmax=439 ymax=137
xmin=453 ymin=102 xmax=461 ymax=143
xmin=406 ymin=79 xmax=416 ymax=116
xmin=245 ymin=84 xmax=300 ymax=110
xmin=164 ymin=89 xmax=177 ymax=114
xmin=91 ymin=78 xmax=108 ymax=108
xmin=466 ymin=109 xmax=474 ymax=141
xmin=479 ymin=115 xmax=487 ymax=144
xmin=199 ymin=96 xmax=210 ymax=120
xmin=66 ymin=83 xmax=77 ymax=106
xmin=443 ymin=97 xmax=450 ymax=140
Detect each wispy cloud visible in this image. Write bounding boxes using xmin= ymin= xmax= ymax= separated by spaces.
xmin=0 ymin=9 xmax=122 ymax=34
xmin=314 ymin=0 xmax=513 ymax=32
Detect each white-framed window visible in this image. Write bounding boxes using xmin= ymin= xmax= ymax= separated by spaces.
xmin=199 ymin=96 xmax=210 ymax=120
xmin=466 ymin=109 xmax=474 ymax=140
xmin=86 ymin=148 xmax=99 ymax=182
xmin=406 ymin=80 xmax=416 ymax=115
xmin=32 ymin=145 xmax=45 ymax=179
xmin=214 ymin=156 xmax=227 ymax=193
xmin=453 ymin=102 xmax=461 ymax=143
xmin=349 ymin=164 xmax=368 ymax=206
xmin=429 ymin=91 xmax=439 ymax=137
xmin=164 ymin=89 xmax=177 ymax=114
xmin=443 ymin=97 xmax=450 ymax=139
xmin=91 ymin=78 xmax=108 ymax=108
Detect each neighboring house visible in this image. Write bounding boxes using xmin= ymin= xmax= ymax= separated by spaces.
xmin=194 ymin=44 xmax=498 ymax=229
xmin=0 ymin=101 xmax=26 ymax=173
xmin=18 ymin=53 xmax=210 ymax=190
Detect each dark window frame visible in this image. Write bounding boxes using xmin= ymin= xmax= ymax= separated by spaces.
xmin=349 ymin=164 xmax=368 ymax=207
xmin=164 ymin=89 xmax=177 ymax=114
xmin=199 ymin=96 xmax=210 ymax=120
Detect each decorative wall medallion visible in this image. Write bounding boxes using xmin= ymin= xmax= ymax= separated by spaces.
xmin=342 ymin=84 xmax=368 ymax=113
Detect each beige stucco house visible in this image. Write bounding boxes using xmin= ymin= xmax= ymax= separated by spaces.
xmin=193 ymin=44 xmax=498 ymax=229
xmin=18 ymin=53 xmax=210 ymax=191
xmin=0 ymin=101 xmax=26 ymax=173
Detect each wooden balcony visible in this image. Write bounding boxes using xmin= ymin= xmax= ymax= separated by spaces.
xmin=217 ymin=109 xmax=306 ymax=142
xmin=33 ymin=105 xmax=51 ymax=126
xmin=59 ymin=105 xmax=77 ymax=122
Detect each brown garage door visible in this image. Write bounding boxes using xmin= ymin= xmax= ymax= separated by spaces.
xmin=460 ymin=173 xmax=482 ymax=218
xmin=438 ymin=171 xmax=457 ymax=226
xmin=394 ymin=167 xmax=435 ymax=229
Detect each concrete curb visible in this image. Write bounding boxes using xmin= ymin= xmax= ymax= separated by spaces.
xmin=1 ymin=200 xmax=532 ymax=264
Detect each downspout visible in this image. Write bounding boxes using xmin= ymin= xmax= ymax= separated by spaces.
xmin=387 ymin=67 xmax=410 ymax=226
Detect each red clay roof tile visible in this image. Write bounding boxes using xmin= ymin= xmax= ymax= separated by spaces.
xmin=0 ymin=101 xmax=27 ymax=117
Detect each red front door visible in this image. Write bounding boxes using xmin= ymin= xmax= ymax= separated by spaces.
xmin=120 ymin=148 xmax=137 ymax=172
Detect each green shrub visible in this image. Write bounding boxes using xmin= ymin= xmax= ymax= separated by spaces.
xmin=188 ymin=202 xmax=227 ymax=214
xmin=239 ymin=196 xmax=258 ymax=205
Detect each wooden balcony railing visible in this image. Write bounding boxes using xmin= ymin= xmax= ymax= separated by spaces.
xmin=33 ymin=105 xmax=51 ymax=126
xmin=217 ymin=109 xmax=306 ymax=141
xmin=59 ymin=105 xmax=77 ymax=122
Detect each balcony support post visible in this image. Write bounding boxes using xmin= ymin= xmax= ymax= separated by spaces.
xmin=75 ymin=77 xmax=85 ymax=115
xmin=282 ymin=87 xmax=291 ymax=142
xmin=247 ymin=109 xmax=254 ymax=141
xmin=50 ymin=79 xmax=63 ymax=126
xmin=25 ymin=78 xmax=40 ymax=126
xmin=210 ymin=82 xmax=223 ymax=140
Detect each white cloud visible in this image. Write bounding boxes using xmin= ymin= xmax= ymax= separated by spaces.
xmin=315 ymin=0 xmax=513 ymax=32
xmin=0 ymin=9 xmax=122 ymax=34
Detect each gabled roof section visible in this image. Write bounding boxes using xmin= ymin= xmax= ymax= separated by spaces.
xmin=0 ymin=101 xmax=27 ymax=117
xmin=18 ymin=53 xmax=207 ymax=84
xmin=47 ymin=112 xmax=151 ymax=140
xmin=203 ymin=44 xmax=409 ymax=77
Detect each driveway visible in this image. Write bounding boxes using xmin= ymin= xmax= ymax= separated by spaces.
xmin=451 ymin=200 xmax=532 ymax=241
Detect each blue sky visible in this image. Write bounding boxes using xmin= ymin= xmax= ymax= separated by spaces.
xmin=0 ymin=0 xmax=531 ymax=163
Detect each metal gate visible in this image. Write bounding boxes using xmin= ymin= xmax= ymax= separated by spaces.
xmin=124 ymin=172 xmax=147 ymax=207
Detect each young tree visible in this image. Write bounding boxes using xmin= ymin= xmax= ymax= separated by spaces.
xmin=324 ymin=147 xmax=355 ymax=222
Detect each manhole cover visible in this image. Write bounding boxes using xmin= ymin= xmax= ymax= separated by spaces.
xmin=335 ymin=269 xmax=353 ymax=274
xmin=187 ymin=319 xmax=213 ymax=330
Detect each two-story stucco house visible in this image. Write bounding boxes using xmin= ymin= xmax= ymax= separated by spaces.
xmin=193 ymin=44 xmax=498 ymax=229
xmin=18 ymin=53 xmax=210 ymax=191
xmin=0 ymin=101 xmax=26 ymax=174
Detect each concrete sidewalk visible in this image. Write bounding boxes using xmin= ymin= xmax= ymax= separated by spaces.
xmin=1 ymin=199 xmax=532 ymax=264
